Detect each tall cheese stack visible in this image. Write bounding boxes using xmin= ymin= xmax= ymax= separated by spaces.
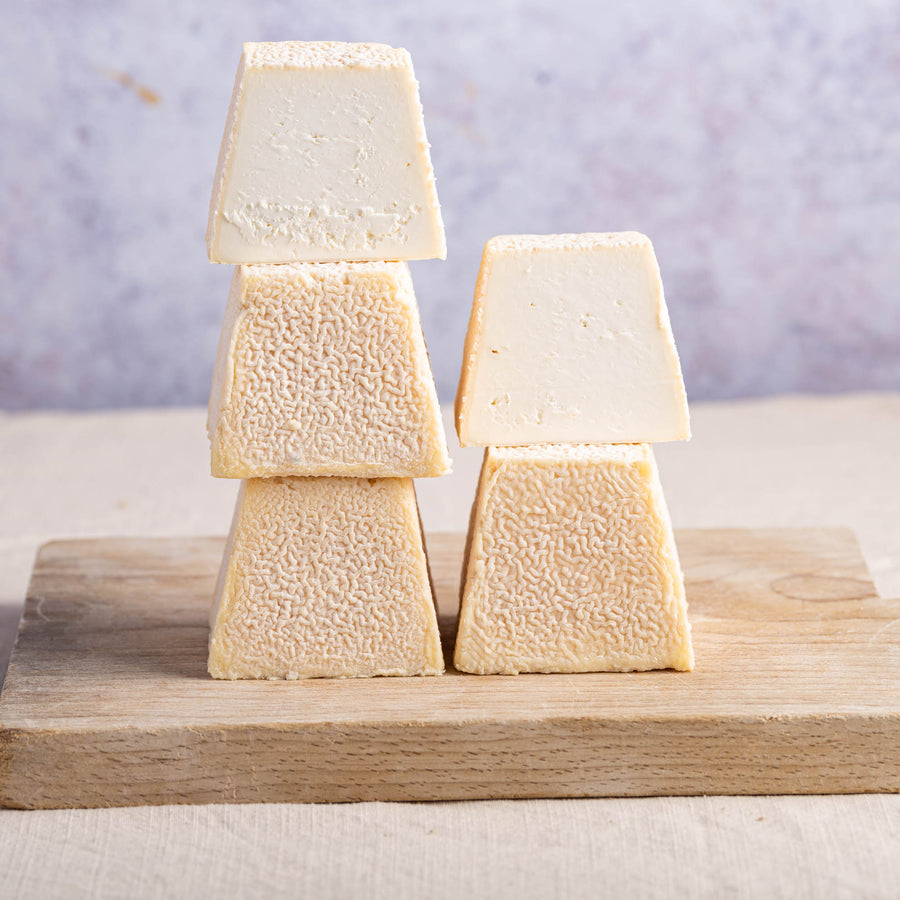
xmin=204 ymin=42 xmax=449 ymax=680
xmin=453 ymin=233 xmax=694 ymax=674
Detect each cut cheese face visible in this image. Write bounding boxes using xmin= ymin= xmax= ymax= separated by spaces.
xmin=455 ymin=233 xmax=690 ymax=446
xmin=207 ymin=41 xmax=446 ymax=263
xmin=209 ymin=476 xmax=444 ymax=679
xmin=454 ymin=444 xmax=693 ymax=675
xmin=208 ymin=261 xmax=450 ymax=479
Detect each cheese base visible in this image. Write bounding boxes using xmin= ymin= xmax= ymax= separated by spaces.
xmin=208 ymin=261 xmax=450 ymax=479
xmin=207 ymin=41 xmax=445 ymax=264
xmin=454 ymin=444 xmax=693 ymax=675
xmin=209 ymin=476 xmax=443 ymax=679
xmin=455 ymin=233 xmax=690 ymax=446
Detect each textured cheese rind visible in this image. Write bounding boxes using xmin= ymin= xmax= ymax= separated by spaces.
xmin=454 ymin=444 xmax=694 ymax=675
xmin=207 ymin=261 xmax=450 ymax=479
xmin=207 ymin=41 xmax=445 ymax=263
xmin=208 ymin=476 xmax=444 ymax=679
xmin=455 ymin=232 xmax=690 ymax=446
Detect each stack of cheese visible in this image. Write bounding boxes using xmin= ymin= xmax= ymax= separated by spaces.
xmin=203 ymin=42 xmax=450 ymax=680
xmin=453 ymin=233 xmax=694 ymax=674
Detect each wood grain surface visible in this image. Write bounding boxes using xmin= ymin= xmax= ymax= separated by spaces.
xmin=1 ymin=529 xmax=898 ymax=808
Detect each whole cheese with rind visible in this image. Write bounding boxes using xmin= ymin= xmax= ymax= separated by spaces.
xmin=455 ymin=232 xmax=690 ymax=446
xmin=209 ymin=476 xmax=443 ymax=679
xmin=207 ymin=261 xmax=450 ymax=479
xmin=454 ymin=443 xmax=693 ymax=675
xmin=207 ymin=41 xmax=445 ymax=264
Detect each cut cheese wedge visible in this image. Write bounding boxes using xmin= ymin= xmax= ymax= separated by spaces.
xmin=454 ymin=444 xmax=693 ymax=675
xmin=209 ymin=476 xmax=443 ymax=679
xmin=208 ymin=261 xmax=450 ymax=479
xmin=455 ymin=232 xmax=690 ymax=446
xmin=207 ymin=41 xmax=445 ymax=264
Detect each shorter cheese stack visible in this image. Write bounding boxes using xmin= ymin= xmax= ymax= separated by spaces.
xmin=204 ymin=41 xmax=448 ymax=680
xmin=454 ymin=233 xmax=694 ymax=674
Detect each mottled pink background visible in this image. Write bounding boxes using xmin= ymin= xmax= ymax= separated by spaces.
xmin=2 ymin=0 xmax=899 ymax=407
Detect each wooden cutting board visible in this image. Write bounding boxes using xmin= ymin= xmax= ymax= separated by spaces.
xmin=1 ymin=529 xmax=898 ymax=808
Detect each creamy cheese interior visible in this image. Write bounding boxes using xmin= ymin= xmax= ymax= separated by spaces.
xmin=208 ymin=42 xmax=445 ymax=263
xmin=456 ymin=233 xmax=690 ymax=445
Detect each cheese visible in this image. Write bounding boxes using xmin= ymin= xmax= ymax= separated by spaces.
xmin=208 ymin=476 xmax=443 ymax=679
xmin=454 ymin=443 xmax=693 ymax=675
xmin=455 ymin=233 xmax=690 ymax=446
xmin=208 ymin=261 xmax=450 ymax=479
xmin=207 ymin=41 xmax=446 ymax=264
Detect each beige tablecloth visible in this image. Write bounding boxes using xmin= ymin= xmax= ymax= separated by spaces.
xmin=1 ymin=395 xmax=899 ymax=899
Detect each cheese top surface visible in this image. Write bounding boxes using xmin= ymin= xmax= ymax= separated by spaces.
xmin=454 ymin=443 xmax=693 ymax=675
xmin=207 ymin=261 xmax=450 ymax=479
xmin=455 ymin=232 xmax=690 ymax=446
xmin=243 ymin=41 xmax=409 ymax=69
xmin=207 ymin=41 xmax=445 ymax=263
xmin=208 ymin=476 xmax=443 ymax=680
xmin=484 ymin=232 xmax=652 ymax=253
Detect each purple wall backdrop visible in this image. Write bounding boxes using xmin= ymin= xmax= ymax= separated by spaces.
xmin=2 ymin=0 xmax=899 ymax=408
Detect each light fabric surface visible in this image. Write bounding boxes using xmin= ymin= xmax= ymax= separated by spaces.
xmin=1 ymin=396 xmax=899 ymax=898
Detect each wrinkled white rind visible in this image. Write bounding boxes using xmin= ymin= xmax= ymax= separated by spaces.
xmin=208 ymin=476 xmax=444 ymax=679
xmin=207 ymin=41 xmax=445 ymax=264
xmin=454 ymin=443 xmax=693 ymax=674
xmin=455 ymin=232 xmax=690 ymax=446
xmin=207 ymin=261 xmax=450 ymax=479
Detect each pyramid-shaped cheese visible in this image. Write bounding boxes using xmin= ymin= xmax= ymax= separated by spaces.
xmin=454 ymin=444 xmax=693 ymax=674
xmin=208 ymin=262 xmax=450 ymax=478
xmin=455 ymin=233 xmax=690 ymax=446
xmin=209 ymin=476 xmax=443 ymax=679
xmin=207 ymin=41 xmax=445 ymax=264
